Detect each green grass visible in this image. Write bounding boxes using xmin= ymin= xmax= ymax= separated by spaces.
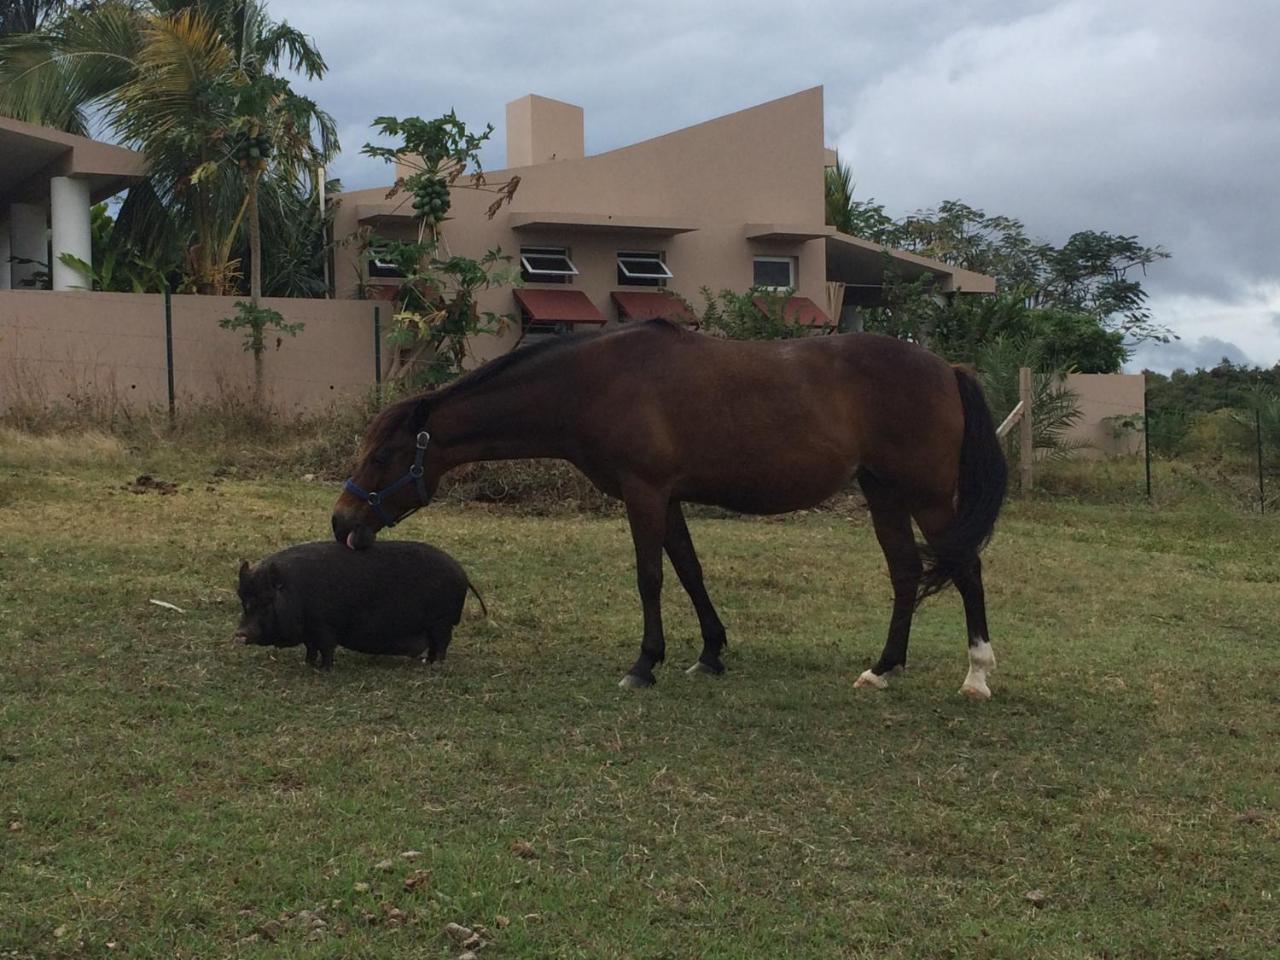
xmin=1 ymin=436 xmax=1277 ymax=959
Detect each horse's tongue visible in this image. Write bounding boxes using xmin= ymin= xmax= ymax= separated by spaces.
xmin=346 ymin=531 xmax=357 ymax=550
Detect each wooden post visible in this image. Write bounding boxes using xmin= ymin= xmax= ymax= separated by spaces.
xmin=1019 ymin=366 xmax=1034 ymax=493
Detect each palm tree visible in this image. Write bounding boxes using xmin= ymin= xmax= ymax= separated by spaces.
xmin=0 ymin=0 xmax=336 ymax=294
xmin=0 ymin=1 xmax=67 ymax=37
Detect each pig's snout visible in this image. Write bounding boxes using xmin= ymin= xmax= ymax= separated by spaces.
xmin=233 ymin=631 xmax=250 ymax=644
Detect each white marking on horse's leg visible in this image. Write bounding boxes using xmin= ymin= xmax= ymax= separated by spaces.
xmin=959 ymin=640 xmax=996 ymax=700
xmin=854 ymin=668 xmax=889 ymax=691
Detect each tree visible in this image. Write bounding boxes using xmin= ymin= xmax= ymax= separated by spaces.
xmin=821 ymin=170 xmax=1174 ymax=362
xmin=824 ymin=159 xmax=898 ymax=244
xmin=0 ymin=0 xmax=336 ymax=295
xmin=353 ymin=112 xmax=520 ymax=387
xmin=0 ymin=0 xmax=67 ymax=37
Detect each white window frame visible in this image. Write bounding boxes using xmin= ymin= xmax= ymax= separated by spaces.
xmin=616 ymin=251 xmax=673 ymax=282
xmin=520 ymin=246 xmax=580 ymax=281
xmin=752 ymin=256 xmax=796 ymax=291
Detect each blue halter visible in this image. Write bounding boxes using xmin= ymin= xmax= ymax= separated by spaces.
xmin=342 ymin=430 xmax=431 ymax=528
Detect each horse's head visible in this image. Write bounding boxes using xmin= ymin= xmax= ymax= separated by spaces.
xmin=331 ymin=396 xmax=445 ymax=549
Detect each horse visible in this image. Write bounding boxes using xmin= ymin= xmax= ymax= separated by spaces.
xmin=331 ymin=319 xmax=1008 ymax=697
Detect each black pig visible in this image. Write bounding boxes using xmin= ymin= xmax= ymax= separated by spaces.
xmin=234 ymin=541 xmax=483 ymax=670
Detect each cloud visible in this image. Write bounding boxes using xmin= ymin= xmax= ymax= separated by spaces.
xmin=269 ymin=0 xmax=1279 ymax=368
xmin=836 ymin=2 xmax=1277 ymax=298
xmin=1129 ymin=336 xmax=1251 ymax=374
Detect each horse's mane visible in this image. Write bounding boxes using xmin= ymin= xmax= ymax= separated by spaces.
xmin=365 ymin=318 xmax=685 ymax=446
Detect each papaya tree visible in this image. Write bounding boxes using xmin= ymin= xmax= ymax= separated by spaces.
xmin=353 ymin=112 xmax=521 ymax=387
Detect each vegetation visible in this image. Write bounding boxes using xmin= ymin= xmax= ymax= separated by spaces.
xmin=695 ymin=287 xmax=814 ymax=341
xmin=0 ymin=0 xmax=337 ymax=296
xmin=351 ymin=111 xmax=521 ymax=387
xmin=1142 ymin=359 xmax=1280 ymax=464
xmin=217 ymin=299 xmax=303 ymax=404
xmin=1 ymin=433 xmax=1277 ymax=958
xmin=824 ymin=161 xmax=1172 ymax=370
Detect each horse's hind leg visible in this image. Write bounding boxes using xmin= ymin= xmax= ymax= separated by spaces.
xmin=912 ymin=500 xmax=997 ymax=700
xmin=854 ymin=470 xmax=922 ymax=691
xmin=663 ymin=501 xmax=728 ymax=677
xmin=952 ymin=557 xmax=995 ymax=699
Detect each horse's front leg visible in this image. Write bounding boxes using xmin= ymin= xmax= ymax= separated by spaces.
xmin=619 ymin=485 xmax=669 ymax=689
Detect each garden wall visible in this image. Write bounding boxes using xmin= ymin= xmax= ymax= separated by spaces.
xmin=0 ymin=289 xmax=385 ymax=414
xmin=2 ymin=290 xmax=1146 ymax=460
xmin=1063 ymin=372 xmax=1146 ymax=458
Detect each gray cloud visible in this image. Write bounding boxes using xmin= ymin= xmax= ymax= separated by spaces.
xmin=274 ymin=0 xmax=1279 ymax=368
xmin=1130 ymin=336 xmax=1252 ymax=373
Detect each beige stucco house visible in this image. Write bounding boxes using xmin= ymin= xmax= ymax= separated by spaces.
xmin=332 ymin=87 xmax=993 ymax=360
xmin=1 ymin=115 xmax=147 ymax=291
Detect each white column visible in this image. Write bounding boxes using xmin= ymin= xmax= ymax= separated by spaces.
xmin=9 ymin=202 xmax=47 ymax=290
xmin=50 ymin=176 xmax=92 ymax=291
xmin=0 ymin=216 xmax=10 ymax=290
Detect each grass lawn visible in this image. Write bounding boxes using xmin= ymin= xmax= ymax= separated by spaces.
xmin=1 ymin=434 xmax=1277 ymax=958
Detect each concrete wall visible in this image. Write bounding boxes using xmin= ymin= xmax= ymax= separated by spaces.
xmin=3 ymin=288 xmax=1148 ymax=466
xmin=1063 ymin=372 xmax=1146 ymax=458
xmin=1 ymin=289 xmax=383 ymax=414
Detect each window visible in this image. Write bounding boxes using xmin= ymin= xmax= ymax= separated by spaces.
xmin=520 ymin=246 xmax=578 ymax=284
xmin=367 ymin=241 xmax=405 ymax=279
xmin=752 ymin=256 xmax=795 ymax=290
xmin=616 ymin=251 xmax=672 ymax=287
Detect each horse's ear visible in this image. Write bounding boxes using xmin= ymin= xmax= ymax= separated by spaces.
xmin=410 ymin=398 xmax=430 ymax=432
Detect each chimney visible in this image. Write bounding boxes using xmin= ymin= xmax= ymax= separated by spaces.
xmin=506 ymin=95 xmax=584 ymax=168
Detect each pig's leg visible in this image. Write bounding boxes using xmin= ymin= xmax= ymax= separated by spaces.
xmin=305 ymin=642 xmax=318 ymax=666
xmin=425 ymin=622 xmax=453 ymax=663
xmin=315 ymin=630 xmax=337 ymax=672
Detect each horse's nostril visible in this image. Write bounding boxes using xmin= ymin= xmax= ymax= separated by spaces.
xmin=331 ymin=514 xmax=342 ymax=542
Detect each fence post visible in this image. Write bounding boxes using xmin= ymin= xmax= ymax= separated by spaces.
xmin=1257 ymin=408 xmax=1265 ymax=515
xmin=1144 ymin=402 xmax=1152 ymax=502
xmin=1018 ymin=366 xmax=1033 ymax=494
xmin=373 ymin=305 xmax=382 ymax=388
xmin=164 ymin=287 xmax=175 ymax=422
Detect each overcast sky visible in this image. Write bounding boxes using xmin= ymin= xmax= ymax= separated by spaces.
xmin=275 ymin=0 xmax=1278 ymax=372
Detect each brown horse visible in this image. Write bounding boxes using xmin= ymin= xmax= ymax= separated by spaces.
xmin=332 ymin=320 xmax=1008 ymax=697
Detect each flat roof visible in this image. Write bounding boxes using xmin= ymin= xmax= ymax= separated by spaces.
xmin=0 ymin=116 xmax=147 ymax=206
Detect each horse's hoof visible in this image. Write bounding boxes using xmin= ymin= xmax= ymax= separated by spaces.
xmin=959 ymin=682 xmax=992 ymax=700
xmin=854 ymin=669 xmax=889 ymax=690
xmin=618 ymin=672 xmax=655 ymax=690
xmin=685 ymin=659 xmax=724 ymax=677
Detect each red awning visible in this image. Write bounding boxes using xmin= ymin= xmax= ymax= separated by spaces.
xmin=514 ymin=289 xmax=605 ymax=324
xmin=753 ymin=295 xmax=832 ymax=327
xmin=611 ymin=290 xmax=696 ymax=324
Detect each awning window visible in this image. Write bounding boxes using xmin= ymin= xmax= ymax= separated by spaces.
xmin=617 ymin=252 xmax=673 ymax=282
xmin=520 ymin=246 xmax=579 ymax=282
xmin=752 ymin=295 xmax=831 ymax=328
xmin=514 ymin=289 xmax=604 ymax=325
xmin=612 ymin=291 xmax=696 ymax=325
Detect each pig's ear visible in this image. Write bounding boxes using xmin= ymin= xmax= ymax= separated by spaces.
xmin=238 ymin=560 xmax=251 ymax=588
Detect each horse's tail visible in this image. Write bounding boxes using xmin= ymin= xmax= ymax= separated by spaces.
xmin=916 ymin=367 xmax=1008 ymax=605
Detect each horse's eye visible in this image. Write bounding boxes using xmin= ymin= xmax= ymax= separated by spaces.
xmin=372 ymin=449 xmax=390 ymax=467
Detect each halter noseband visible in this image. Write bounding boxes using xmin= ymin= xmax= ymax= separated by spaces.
xmin=342 ymin=430 xmax=431 ymax=528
